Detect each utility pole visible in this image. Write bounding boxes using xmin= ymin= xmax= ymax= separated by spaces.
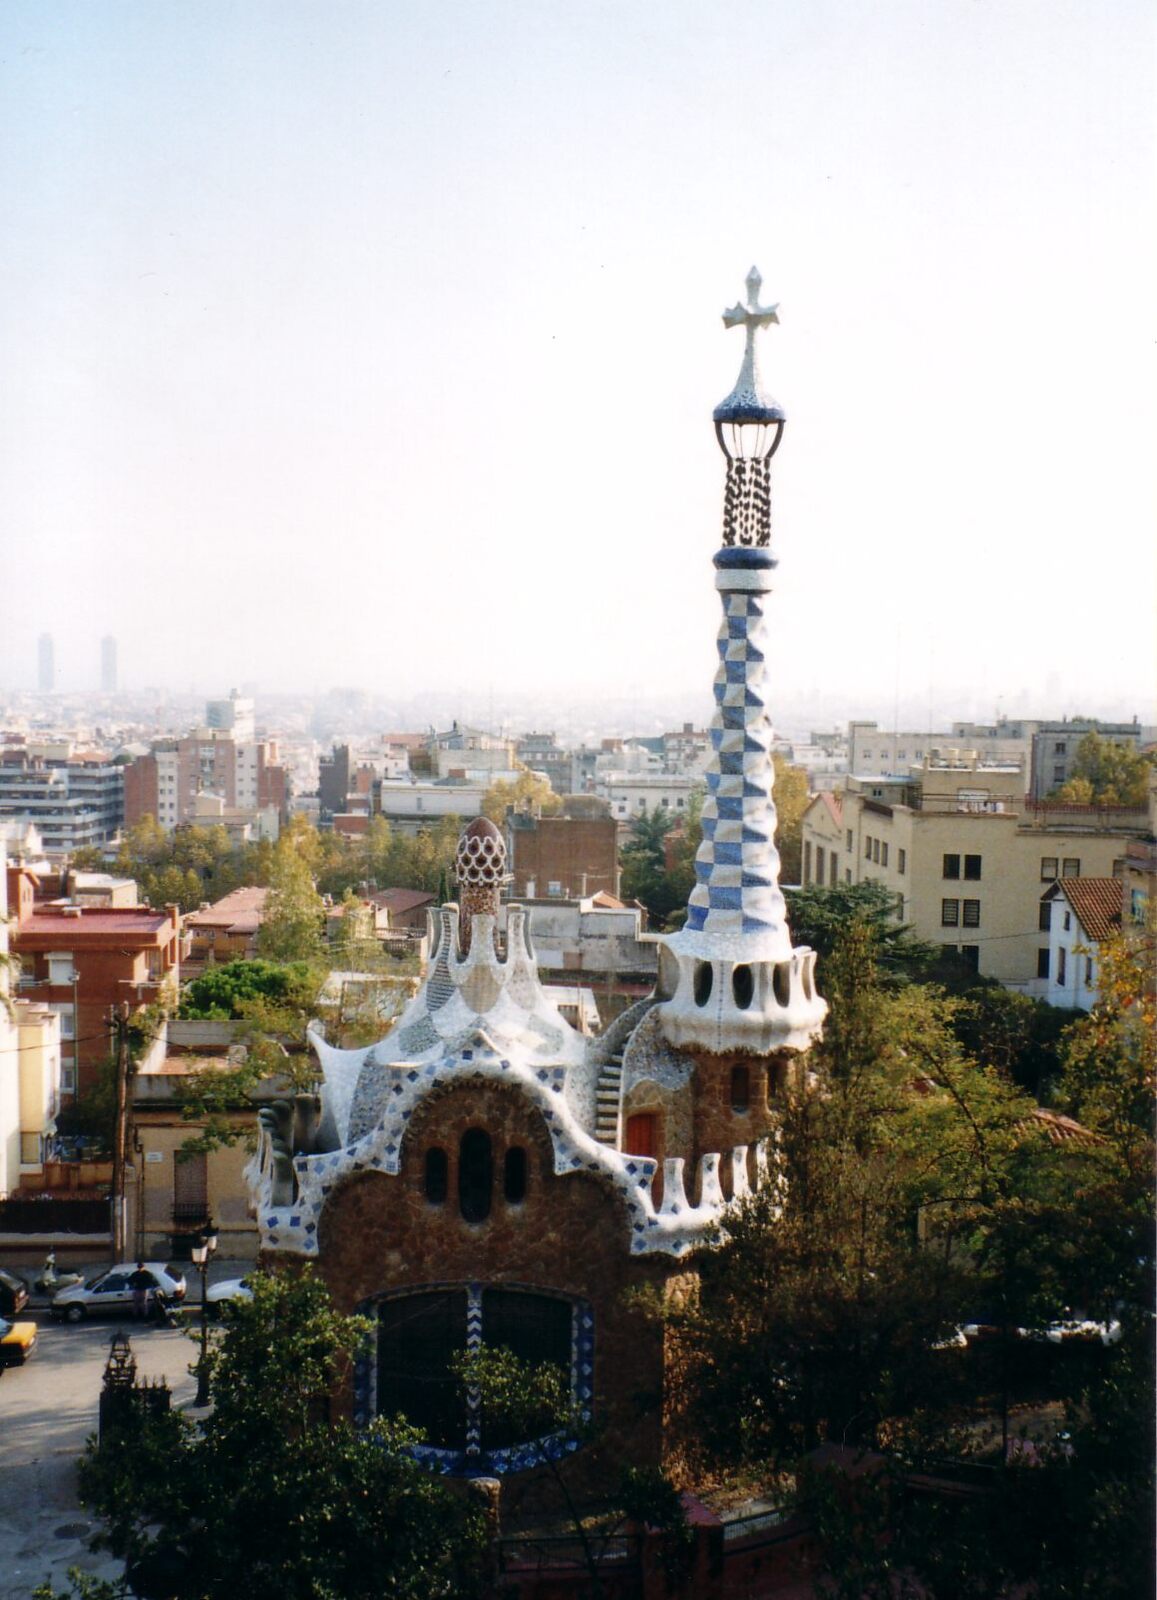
xmin=109 ymin=1004 xmax=132 ymax=1265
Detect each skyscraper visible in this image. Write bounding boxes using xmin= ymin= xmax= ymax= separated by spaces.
xmin=100 ymin=635 xmax=118 ymax=694
xmin=37 ymin=634 xmax=54 ymax=693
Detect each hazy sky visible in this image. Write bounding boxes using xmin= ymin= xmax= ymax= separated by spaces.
xmin=1 ymin=1 xmax=1153 ymax=726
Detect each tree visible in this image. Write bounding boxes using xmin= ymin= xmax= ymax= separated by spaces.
xmin=619 ymin=807 xmax=681 ymax=926
xmin=786 ymin=879 xmax=935 ymax=982
xmin=71 ymin=1271 xmax=485 ymax=1599
xmin=481 ymin=766 xmax=562 ymax=825
xmin=450 ymin=1345 xmax=690 ymax=1598
xmin=772 ymin=754 xmax=809 ymax=884
xmin=1051 ymin=732 xmax=1155 ymax=807
xmin=256 ymin=834 xmax=326 ymax=963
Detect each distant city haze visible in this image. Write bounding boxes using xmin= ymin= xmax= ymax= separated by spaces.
xmin=1 ymin=1 xmax=1152 ymax=726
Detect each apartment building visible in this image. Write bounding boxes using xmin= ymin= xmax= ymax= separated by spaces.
xmin=801 ymin=758 xmax=1148 ymax=992
xmin=0 ymin=747 xmax=125 ymax=853
xmin=1029 ymin=718 xmax=1144 ymax=800
xmin=598 ymin=771 xmax=704 ymax=821
xmin=847 ymin=719 xmax=1031 ymax=778
xmin=8 ymin=866 xmax=182 ymax=1096
xmin=123 ymin=730 xmax=289 ymax=832
xmin=505 ymin=796 xmax=619 ymax=900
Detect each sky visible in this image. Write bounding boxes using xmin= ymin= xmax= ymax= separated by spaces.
xmin=0 ymin=0 xmax=1153 ymax=731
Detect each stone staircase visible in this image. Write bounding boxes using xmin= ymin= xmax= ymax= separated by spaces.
xmin=594 ymin=1049 xmax=625 ymax=1145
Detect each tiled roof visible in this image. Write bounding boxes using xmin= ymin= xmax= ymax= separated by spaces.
xmin=1020 ymin=1107 xmax=1102 ymax=1147
xmin=1059 ymin=878 xmax=1123 ymax=944
xmin=820 ymin=791 xmax=843 ymax=828
xmin=367 ymin=888 xmax=436 ymax=914
xmin=16 ymin=908 xmax=172 ymax=939
xmin=186 ymin=887 xmax=269 ymax=930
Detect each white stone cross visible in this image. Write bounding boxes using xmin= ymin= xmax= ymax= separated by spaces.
xmin=722 ymin=265 xmax=780 ymax=345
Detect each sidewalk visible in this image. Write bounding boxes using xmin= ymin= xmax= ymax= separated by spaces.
xmin=0 ymin=1260 xmax=251 ymax=1600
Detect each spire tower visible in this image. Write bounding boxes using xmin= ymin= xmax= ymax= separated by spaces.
xmin=657 ymin=269 xmax=826 ymax=1055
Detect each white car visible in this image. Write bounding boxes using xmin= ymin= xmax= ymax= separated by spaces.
xmin=50 ymin=1263 xmax=187 ymax=1322
xmin=206 ymin=1277 xmax=253 ymax=1316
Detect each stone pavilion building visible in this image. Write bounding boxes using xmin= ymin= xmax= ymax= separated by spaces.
xmin=246 ymin=270 xmax=827 ymax=1484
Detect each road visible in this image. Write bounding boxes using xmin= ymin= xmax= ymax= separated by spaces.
xmin=0 ymin=1266 xmax=244 ymax=1600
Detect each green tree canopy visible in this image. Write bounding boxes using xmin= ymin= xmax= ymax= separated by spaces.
xmin=481 ymin=766 xmax=562 ymax=824
xmin=71 ymin=1271 xmax=485 ymax=1599
xmin=1051 ymin=732 xmax=1155 ymax=807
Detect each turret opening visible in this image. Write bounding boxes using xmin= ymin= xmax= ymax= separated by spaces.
xmin=693 ymin=961 xmax=714 ymax=1007
xmin=732 ymin=964 xmax=754 ymax=1009
xmin=772 ymin=962 xmax=791 ymax=1007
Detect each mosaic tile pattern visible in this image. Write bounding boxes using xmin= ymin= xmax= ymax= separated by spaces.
xmin=682 ymin=555 xmax=792 ymax=962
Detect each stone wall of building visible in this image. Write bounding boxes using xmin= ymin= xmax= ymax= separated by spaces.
xmin=311 ymin=1077 xmax=678 ymax=1496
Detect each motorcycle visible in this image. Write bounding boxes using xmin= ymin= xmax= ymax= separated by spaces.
xmin=34 ymin=1250 xmax=83 ymax=1295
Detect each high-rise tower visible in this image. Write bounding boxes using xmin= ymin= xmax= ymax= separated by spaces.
xmin=657 ymin=268 xmax=827 ymax=1055
xmin=100 ymin=635 xmax=118 ymax=694
xmin=37 ymin=633 xmax=55 ymax=693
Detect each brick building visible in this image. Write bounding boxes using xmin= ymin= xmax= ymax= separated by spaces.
xmin=8 ymin=865 xmax=182 ymax=1098
xmin=244 ymin=276 xmax=828 ymax=1498
xmin=123 ymin=730 xmax=289 ymax=832
xmin=505 ymin=795 xmax=619 ymax=899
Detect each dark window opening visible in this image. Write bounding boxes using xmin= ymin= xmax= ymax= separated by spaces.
xmin=481 ymin=1290 xmax=573 ymax=1448
xmin=732 ymin=964 xmax=754 ymax=1009
xmin=459 ymin=1129 xmax=493 ymax=1224
xmin=943 ymin=853 xmax=961 ymax=879
xmin=1037 ymin=948 xmax=1050 ymax=979
xmin=730 ymin=1065 xmax=750 ymax=1112
xmin=772 ymin=962 xmax=791 ymax=1007
xmin=964 ymin=854 xmax=982 ymax=880
xmin=378 ymin=1291 xmax=467 ymax=1448
xmin=1039 ymin=903 xmax=1052 ymax=932
xmin=425 ymin=1147 xmax=448 ymax=1204
xmin=693 ymin=961 xmax=713 ymax=1008
xmin=503 ymin=1146 xmax=528 ymax=1204
xmin=961 ymin=944 xmax=980 ymax=971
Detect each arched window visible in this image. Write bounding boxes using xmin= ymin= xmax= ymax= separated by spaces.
xmin=458 ymin=1129 xmax=493 ymax=1223
xmin=503 ymin=1146 xmax=528 ymax=1204
xmin=424 ymin=1147 xmax=448 ymax=1204
xmin=730 ymin=1065 xmax=750 ymax=1112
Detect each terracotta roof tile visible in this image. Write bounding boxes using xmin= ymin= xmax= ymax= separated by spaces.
xmin=1058 ymin=878 xmax=1123 ymax=944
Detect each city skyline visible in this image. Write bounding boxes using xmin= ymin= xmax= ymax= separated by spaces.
xmin=1 ymin=1 xmax=1152 ymax=715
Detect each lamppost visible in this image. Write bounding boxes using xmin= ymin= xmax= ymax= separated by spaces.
xmin=191 ymin=1220 xmax=218 ymax=1407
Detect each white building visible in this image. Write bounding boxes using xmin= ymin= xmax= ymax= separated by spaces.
xmin=1041 ymin=878 xmax=1123 ymax=1011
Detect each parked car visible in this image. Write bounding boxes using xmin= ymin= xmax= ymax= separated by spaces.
xmin=206 ymin=1277 xmax=253 ymax=1317
xmin=50 ymin=1263 xmax=187 ymax=1323
xmin=0 ymin=1267 xmax=30 ymax=1318
xmin=0 ymin=1316 xmax=38 ymax=1367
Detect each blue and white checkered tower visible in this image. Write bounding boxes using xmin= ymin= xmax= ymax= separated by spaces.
xmin=657 ymin=268 xmax=827 ymax=1056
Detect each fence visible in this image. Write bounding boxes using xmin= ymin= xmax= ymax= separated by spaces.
xmin=0 ymin=1196 xmax=110 ymax=1233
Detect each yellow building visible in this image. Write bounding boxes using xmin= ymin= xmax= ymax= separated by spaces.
xmin=128 ymin=1040 xmax=291 ymax=1261
xmin=801 ymin=757 xmax=1148 ymax=992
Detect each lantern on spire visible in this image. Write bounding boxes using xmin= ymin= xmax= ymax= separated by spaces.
xmin=713 ymin=266 xmax=784 ymax=547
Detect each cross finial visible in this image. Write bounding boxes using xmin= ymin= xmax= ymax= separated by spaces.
xmin=722 ymin=265 xmax=779 ymax=338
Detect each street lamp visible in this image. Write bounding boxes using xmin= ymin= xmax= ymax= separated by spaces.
xmin=190 ymin=1220 xmax=218 ymax=1407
